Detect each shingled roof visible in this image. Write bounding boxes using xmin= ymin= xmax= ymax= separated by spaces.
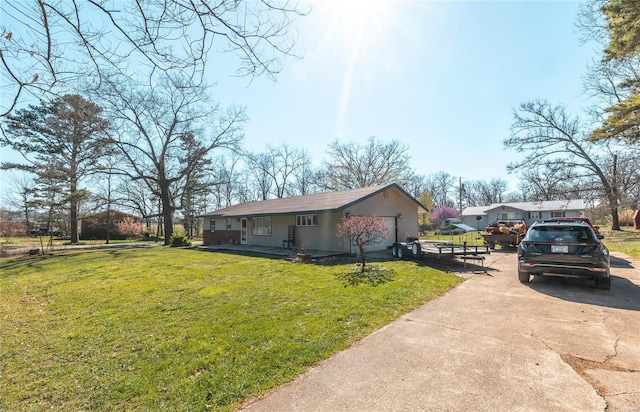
xmin=462 ymin=199 xmax=585 ymax=215
xmin=200 ymin=183 xmax=426 ymax=217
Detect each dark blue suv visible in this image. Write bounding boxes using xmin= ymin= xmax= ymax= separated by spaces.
xmin=518 ymin=221 xmax=610 ymax=290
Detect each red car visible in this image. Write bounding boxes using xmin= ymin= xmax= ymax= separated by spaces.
xmin=548 ymin=217 xmax=601 ymax=235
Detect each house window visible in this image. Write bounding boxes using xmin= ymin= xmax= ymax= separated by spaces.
xmin=529 ymin=212 xmax=541 ymax=219
xmin=296 ymin=214 xmax=318 ymax=226
xmin=252 ymin=217 xmax=271 ymax=235
xmin=210 ymin=220 xmax=215 ymax=232
xmin=500 ymin=212 xmax=515 ymax=220
xmin=552 ymin=211 xmax=566 ymax=217
xmin=112 ymin=220 xmax=120 ymax=225
xmin=226 ymin=218 xmax=232 ymax=230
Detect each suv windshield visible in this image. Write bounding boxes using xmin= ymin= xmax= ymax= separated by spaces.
xmin=528 ymin=226 xmax=595 ymax=243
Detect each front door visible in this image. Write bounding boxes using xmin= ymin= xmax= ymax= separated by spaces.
xmin=241 ymin=218 xmax=247 ymax=244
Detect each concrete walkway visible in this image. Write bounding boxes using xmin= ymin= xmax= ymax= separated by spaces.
xmin=239 ymin=251 xmax=640 ymax=412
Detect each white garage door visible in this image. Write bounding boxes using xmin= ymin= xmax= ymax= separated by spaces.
xmin=365 ymin=217 xmax=396 ymax=252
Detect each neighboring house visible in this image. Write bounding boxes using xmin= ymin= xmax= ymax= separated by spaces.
xmin=80 ymin=210 xmax=141 ymax=240
xmin=200 ymin=183 xmax=428 ymax=254
xmin=461 ymin=199 xmax=586 ymax=231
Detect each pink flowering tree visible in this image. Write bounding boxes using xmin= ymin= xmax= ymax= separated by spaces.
xmin=431 ymin=205 xmax=459 ymax=229
xmin=336 ymin=215 xmax=390 ymax=273
xmin=117 ymin=216 xmax=142 ymax=241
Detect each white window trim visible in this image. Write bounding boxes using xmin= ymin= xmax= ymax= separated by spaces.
xmin=252 ymin=217 xmax=271 ymax=236
xmin=296 ymin=214 xmax=318 ymax=227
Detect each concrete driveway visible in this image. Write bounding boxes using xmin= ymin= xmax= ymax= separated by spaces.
xmin=240 ymin=250 xmax=640 ymax=412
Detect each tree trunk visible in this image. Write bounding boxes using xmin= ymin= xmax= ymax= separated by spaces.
xmin=70 ymin=200 xmax=79 ymax=244
xmin=163 ymin=209 xmax=174 ymax=245
xmin=105 ymin=205 xmax=111 ymax=245
xmin=359 ymin=245 xmax=366 ymax=273
xmin=23 ymin=205 xmax=30 ymax=234
xmin=159 ymin=181 xmax=174 ymax=245
xmin=608 ymin=192 xmax=621 ymax=230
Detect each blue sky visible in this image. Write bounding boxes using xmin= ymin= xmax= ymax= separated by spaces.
xmin=209 ymin=0 xmax=599 ymax=192
xmin=1 ymin=1 xmax=600 ymax=196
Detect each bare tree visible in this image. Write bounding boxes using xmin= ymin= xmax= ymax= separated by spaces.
xmin=505 ymin=100 xmax=626 ymax=230
xmin=424 ymin=171 xmax=456 ymax=208
xmin=402 ymin=174 xmax=429 ymax=200
xmin=269 ymin=144 xmax=309 ymax=197
xmin=89 ymin=155 xmax=125 ymax=244
xmin=515 ymin=164 xmax=582 ymax=202
xmin=465 ymin=178 xmax=509 ymax=206
xmin=209 ymin=153 xmax=246 ymax=209
xmin=0 ymin=1 xmax=307 ymax=117
xmin=582 ymin=56 xmax=640 ymax=133
xmin=617 ymin=151 xmax=640 ymax=209
xmin=323 ymin=137 xmax=412 ymax=190
xmin=3 ymin=175 xmax=39 ymax=231
xmin=575 ymin=0 xmax=608 ymax=48
xmin=120 ymin=179 xmax=157 ymax=235
xmin=248 ymin=143 xmax=309 ymax=198
xmin=289 ymin=150 xmax=316 ymax=196
xmin=247 ymin=151 xmax=274 ymax=201
xmin=99 ymin=76 xmax=245 ymax=245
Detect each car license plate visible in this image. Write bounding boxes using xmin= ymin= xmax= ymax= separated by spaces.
xmin=552 ymin=245 xmax=568 ymax=253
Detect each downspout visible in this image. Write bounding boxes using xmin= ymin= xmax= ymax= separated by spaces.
xmin=394 ymin=216 xmax=399 ymax=243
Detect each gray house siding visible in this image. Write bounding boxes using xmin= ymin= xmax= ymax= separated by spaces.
xmin=348 ymin=189 xmax=421 ymax=247
xmin=461 ymin=200 xmax=586 ymax=230
xmin=293 ymin=212 xmax=348 ymax=253
xmin=246 ymin=215 xmax=292 ymax=248
xmin=200 ymin=184 xmax=427 ymax=254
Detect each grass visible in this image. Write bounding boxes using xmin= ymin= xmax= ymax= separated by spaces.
xmin=601 ymin=229 xmax=640 ymax=258
xmin=1 ymin=235 xmax=167 ymax=248
xmin=0 ymin=247 xmax=463 ymax=411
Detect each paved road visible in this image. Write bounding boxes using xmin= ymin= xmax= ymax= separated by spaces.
xmin=240 ymin=250 xmax=640 ymax=412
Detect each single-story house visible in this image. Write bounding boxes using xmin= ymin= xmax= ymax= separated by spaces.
xmin=200 ymin=183 xmax=428 ymax=254
xmin=461 ymin=199 xmax=586 ymax=231
xmin=80 ymin=210 xmax=141 ymax=240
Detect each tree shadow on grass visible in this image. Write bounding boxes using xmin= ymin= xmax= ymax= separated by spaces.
xmin=335 ymin=265 xmax=396 ymax=287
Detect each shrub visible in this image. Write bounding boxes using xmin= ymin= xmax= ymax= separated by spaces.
xmin=0 ymin=221 xmax=28 ymax=237
xmin=169 ymin=232 xmax=192 ymax=247
xmin=618 ymin=209 xmax=637 ymax=227
xmin=117 ymin=216 xmax=142 ymax=241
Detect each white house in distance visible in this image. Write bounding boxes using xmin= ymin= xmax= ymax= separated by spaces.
xmin=461 ymin=199 xmax=587 ymax=230
xmin=200 ymin=183 xmax=428 ymax=254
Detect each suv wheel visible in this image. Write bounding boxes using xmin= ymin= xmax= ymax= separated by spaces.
xmin=518 ymin=268 xmax=530 ymax=283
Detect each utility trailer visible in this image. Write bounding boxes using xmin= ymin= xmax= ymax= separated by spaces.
xmin=392 ymin=240 xmax=491 ymax=263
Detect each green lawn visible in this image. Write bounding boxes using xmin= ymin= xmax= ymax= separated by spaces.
xmin=1 ymin=235 xmax=166 ymax=248
xmin=0 ymin=247 xmax=462 ymax=411
xmin=602 ymin=229 xmax=640 ymax=258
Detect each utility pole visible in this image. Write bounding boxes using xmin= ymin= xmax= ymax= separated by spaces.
xmin=458 ymin=176 xmax=464 ymax=217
